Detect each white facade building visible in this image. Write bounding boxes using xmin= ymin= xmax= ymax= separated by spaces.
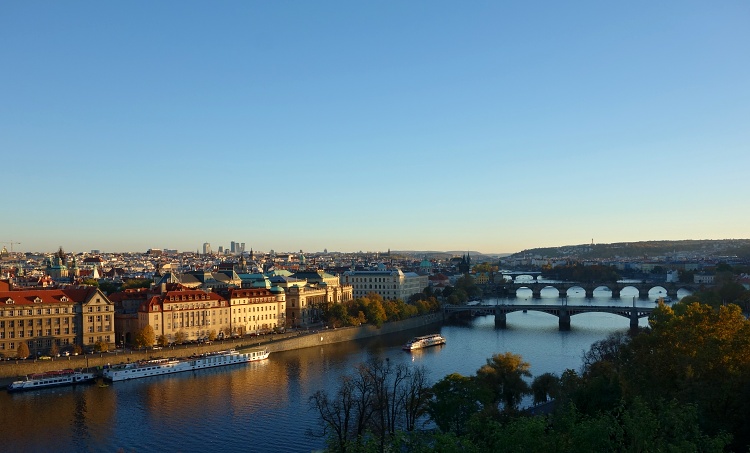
xmin=341 ymin=269 xmax=429 ymax=301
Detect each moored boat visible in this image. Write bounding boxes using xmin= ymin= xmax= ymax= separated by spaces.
xmin=402 ymin=334 xmax=446 ymax=351
xmin=102 ymin=348 xmax=269 ymax=382
xmin=7 ymin=369 xmax=96 ymax=392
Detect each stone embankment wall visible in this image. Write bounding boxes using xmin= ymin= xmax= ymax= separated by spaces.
xmin=0 ymin=313 xmax=443 ymax=384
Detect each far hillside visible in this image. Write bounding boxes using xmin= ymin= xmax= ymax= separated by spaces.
xmin=511 ymin=239 xmax=750 ymax=260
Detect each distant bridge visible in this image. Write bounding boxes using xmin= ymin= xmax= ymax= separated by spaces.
xmin=492 ymin=281 xmax=698 ymax=300
xmin=444 ymin=303 xmax=655 ymax=330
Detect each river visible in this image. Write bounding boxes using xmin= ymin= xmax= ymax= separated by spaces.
xmin=0 ymin=288 xmax=679 ymax=452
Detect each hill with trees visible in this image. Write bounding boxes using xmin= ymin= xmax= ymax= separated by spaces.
xmin=511 ymin=239 xmax=750 ymax=260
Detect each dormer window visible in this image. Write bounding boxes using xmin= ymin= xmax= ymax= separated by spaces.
xmin=33 ymin=297 xmax=42 ymax=303
xmin=4 ymin=299 xmax=14 ymax=305
xmin=61 ymin=296 xmax=69 ymax=303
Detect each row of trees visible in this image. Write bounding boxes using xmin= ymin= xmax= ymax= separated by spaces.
xmin=441 ymin=275 xmax=481 ymax=304
xmin=682 ymin=265 xmax=750 ymax=311
xmin=131 ymin=325 xmax=230 ymax=349
xmin=541 ymin=263 xmax=620 ymax=282
xmin=312 ymin=299 xmax=749 ymax=451
xmin=10 ymin=341 xmax=93 ymax=359
xmin=323 ymin=293 xmax=441 ymax=329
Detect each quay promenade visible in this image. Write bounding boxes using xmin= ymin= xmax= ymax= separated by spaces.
xmin=0 ymin=312 xmax=443 ymax=384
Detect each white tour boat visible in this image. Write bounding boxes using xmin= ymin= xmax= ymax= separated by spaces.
xmin=7 ymin=369 xmax=96 ymax=392
xmin=402 ymin=334 xmax=446 ymax=351
xmin=102 ymin=348 xmax=269 ymax=382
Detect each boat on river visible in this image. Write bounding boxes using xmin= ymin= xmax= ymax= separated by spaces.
xmin=402 ymin=334 xmax=446 ymax=351
xmin=7 ymin=369 xmax=96 ymax=392
xmin=102 ymin=348 xmax=269 ymax=382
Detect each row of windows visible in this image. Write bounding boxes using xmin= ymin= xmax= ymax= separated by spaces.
xmin=1 ymin=307 xmax=72 ymax=316
xmin=355 ymin=284 xmax=398 ymax=290
xmin=0 ymin=328 xmax=75 ymax=339
xmin=232 ymin=305 xmax=282 ymax=313
xmin=86 ymin=306 xmax=111 ymax=312
xmin=232 ymin=297 xmax=275 ymax=303
xmin=87 ymin=315 xmax=111 ymax=322
xmin=168 ymin=294 xmax=211 ymax=301
xmin=165 ymin=319 xmax=230 ymax=329
xmin=1 ymin=318 xmax=72 ymax=327
xmin=87 ymin=325 xmax=111 ymax=333
xmin=163 ymin=305 xmax=229 ymax=312
xmin=232 ymin=314 xmax=278 ymax=323
xmin=349 ymin=277 xmax=398 ymax=283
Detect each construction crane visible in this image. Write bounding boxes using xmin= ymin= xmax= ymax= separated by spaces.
xmin=1 ymin=241 xmax=21 ymax=253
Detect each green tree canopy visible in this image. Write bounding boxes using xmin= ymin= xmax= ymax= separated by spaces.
xmin=122 ymin=278 xmax=153 ymax=290
xmin=475 ymin=352 xmax=532 ymax=414
xmin=428 ymin=373 xmax=482 ymax=436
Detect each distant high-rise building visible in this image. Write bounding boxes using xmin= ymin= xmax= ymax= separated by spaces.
xmin=231 ymin=241 xmax=236 ymax=254
xmin=240 ymin=242 xmax=246 ymax=254
xmin=203 ymin=243 xmax=212 ymax=255
xmin=218 ymin=246 xmax=224 ymax=254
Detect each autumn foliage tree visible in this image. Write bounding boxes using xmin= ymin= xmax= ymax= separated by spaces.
xmin=621 ymin=301 xmax=750 ymax=449
xmin=16 ymin=342 xmax=30 ymax=359
xmin=134 ymin=325 xmax=156 ymax=349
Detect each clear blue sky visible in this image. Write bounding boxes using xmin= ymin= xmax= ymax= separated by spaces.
xmin=2 ymin=1 xmax=749 ymax=254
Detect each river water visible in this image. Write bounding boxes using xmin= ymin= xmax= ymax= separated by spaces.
xmin=0 ymin=288 xmax=681 ymax=452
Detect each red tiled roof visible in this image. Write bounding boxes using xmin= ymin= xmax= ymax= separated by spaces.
xmin=0 ymin=289 xmax=75 ymax=305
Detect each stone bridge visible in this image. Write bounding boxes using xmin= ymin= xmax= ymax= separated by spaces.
xmin=496 ymin=281 xmax=697 ymax=300
xmin=444 ymin=303 xmax=655 ymax=330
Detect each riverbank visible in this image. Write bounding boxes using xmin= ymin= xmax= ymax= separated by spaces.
xmin=0 ymin=312 xmax=443 ymax=386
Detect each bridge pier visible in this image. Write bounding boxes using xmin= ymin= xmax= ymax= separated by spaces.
xmin=630 ymin=308 xmax=639 ymax=330
xmin=494 ymin=309 xmax=507 ymax=328
xmin=584 ymin=288 xmax=595 ymax=299
xmin=611 ymin=287 xmax=621 ymax=299
xmin=559 ymin=309 xmax=571 ymax=331
xmin=531 ymin=285 xmax=542 ymax=299
xmin=667 ymin=289 xmax=679 ymax=300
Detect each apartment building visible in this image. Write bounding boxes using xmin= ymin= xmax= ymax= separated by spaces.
xmin=226 ymin=287 xmax=285 ymax=336
xmin=138 ymin=288 xmax=231 ymax=344
xmin=341 ymin=269 xmax=428 ymax=301
xmin=0 ymin=287 xmax=115 ymax=356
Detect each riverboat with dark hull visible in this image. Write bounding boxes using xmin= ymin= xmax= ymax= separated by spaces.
xmin=7 ymin=369 xmax=96 ymax=392
xmin=102 ymin=348 xmax=269 ymax=382
xmin=402 ymin=334 xmax=446 ymax=351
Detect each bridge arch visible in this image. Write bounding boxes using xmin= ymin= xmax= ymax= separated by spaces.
xmin=502 ymin=281 xmax=698 ymax=301
xmin=444 ymin=303 xmax=653 ymax=331
xmin=539 ymin=286 xmax=560 ymax=298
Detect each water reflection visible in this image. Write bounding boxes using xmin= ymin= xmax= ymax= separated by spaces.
xmin=1 ymin=307 xmax=655 ymax=453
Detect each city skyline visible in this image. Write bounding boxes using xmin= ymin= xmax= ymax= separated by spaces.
xmin=3 ymin=2 xmax=749 ymax=254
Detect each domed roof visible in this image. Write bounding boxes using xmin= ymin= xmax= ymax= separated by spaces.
xmin=270 ymin=286 xmax=285 ymax=294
